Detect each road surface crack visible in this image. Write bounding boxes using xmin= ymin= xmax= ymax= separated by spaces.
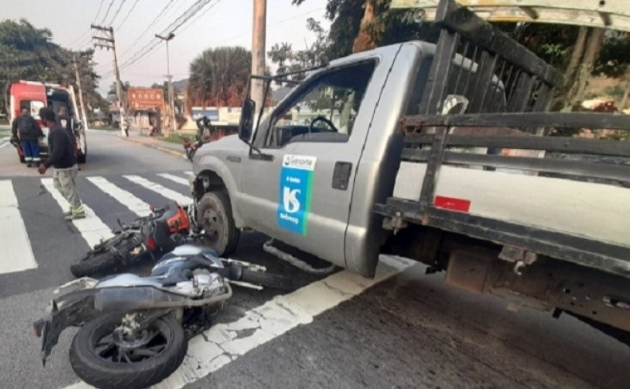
xmin=323 ymin=280 xmax=353 ymax=296
xmin=232 ymin=326 xmax=259 ymax=340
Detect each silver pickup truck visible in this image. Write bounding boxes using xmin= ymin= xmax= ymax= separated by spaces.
xmin=188 ymin=0 xmax=630 ymax=346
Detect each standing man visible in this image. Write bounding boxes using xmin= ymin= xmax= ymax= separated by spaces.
xmin=56 ymin=106 xmax=77 ymax=150
xmin=37 ymin=107 xmax=86 ymax=220
xmin=56 ymin=106 xmax=82 ymax=171
xmin=12 ymin=108 xmax=43 ymax=167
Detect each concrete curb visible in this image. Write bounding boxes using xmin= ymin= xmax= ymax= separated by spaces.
xmin=120 ymin=135 xmax=185 ymax=158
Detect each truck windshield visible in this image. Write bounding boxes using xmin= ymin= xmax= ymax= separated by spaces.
xmin=263 ymin=60 xmax=377 ymax=147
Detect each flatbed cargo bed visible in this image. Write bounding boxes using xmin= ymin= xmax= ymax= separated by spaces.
xmin=374 ymin=112 xmax=630 ymax=278
xmin=372 ymin=0 xmax=630 ymax=279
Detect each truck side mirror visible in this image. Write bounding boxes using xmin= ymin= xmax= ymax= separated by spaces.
xmin=238 ymin=98 xmax=255 ymax=142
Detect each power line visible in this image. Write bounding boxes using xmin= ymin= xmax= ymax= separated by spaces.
xmin=99 ymin=0 xmax=116 ymax=25
xmin=68 ymin=0 xmax=106 ymax=49
xmin=116 ymin=0 xmax=141 ymax=30
xmin=107 ymin=0 xmax=128 ymax=26
xmin=100 ymin=4 xmax=325 ymax=82
xmin=212 ymin=7 xmax=325 ymax=47
xmin=118 ymin=0 xmax=177 ymax=58
xmin=176 ymin=0 xmax=224 ymax=36
xmin=93 ymin=0 xmax=106 ymax=22
xmin=112 ymin=0 xmax=214 ymax=75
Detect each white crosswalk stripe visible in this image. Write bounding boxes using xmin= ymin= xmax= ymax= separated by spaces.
xmin=0 ymin=180 xmax=37 ymax=274
xmin=158 ymin=173 xmax=189 ymax=186
xmin=123 ymin=174 xmax=192 ymax=205
xmin=0 ymin=169 xmax=419 ymax=389
xmin=86 ymin=176 xmax=152 ymax=217
xmin=0 ymin=170 xmax=193 ymax=276
xmin=60 ymin=255 xmax=414 ymax=389
xmin=41 ymin=178 xmax=114 ymax=247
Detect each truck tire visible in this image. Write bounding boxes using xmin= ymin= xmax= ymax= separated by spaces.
xmin=240 ymin=269 xmax=295 ymax=291
xmin=69 ymin=313 xmax=187 ymax=389
xmin=196 ymin=190 xmax=240 ymax=256
xmin=70 ymin=251 xmax=118 ymax=278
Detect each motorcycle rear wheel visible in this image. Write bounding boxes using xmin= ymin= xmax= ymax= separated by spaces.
xmin=70 ymin=251 xmax=118 ymax=278
xmin=69 ymin=313 xmax=187 ymax=389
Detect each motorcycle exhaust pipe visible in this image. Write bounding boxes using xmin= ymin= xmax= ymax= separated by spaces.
xmin=93 ymin=283 xmax=233 ymax=312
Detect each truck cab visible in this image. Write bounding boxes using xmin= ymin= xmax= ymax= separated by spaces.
xmin=9 ymin=80 xmax=88 ymax=164
xmin=189 ymin=0 xmax=630 ymax=348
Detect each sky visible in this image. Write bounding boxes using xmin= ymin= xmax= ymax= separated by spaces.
xmin=3 ymin=0 xmax=330 ymax=95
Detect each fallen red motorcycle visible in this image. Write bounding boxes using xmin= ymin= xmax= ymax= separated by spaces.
xmin=70 ymin=201 xmax=197 ymax=278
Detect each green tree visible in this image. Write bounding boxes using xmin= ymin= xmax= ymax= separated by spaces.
xmin=268 ymin=18 xmax=330 ymax=83
xmin=295 ymin=0 xmax=630 ymax=114
xmin=187 ymin=46 xmax=253 ymax=109
xmin=0 ymin=19 xmax=103 ymax=117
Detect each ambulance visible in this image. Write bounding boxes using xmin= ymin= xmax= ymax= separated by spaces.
xmin=8 ymin=80 xmax=88 ymax=164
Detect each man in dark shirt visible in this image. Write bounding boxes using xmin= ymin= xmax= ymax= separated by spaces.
xmin=56 ymin=106 xmax=77 ymax=150
xmin=37 ymin=107 xmax=86 ymax=220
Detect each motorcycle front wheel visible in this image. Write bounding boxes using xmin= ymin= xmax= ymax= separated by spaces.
xmin=70 ymin=251 xmax=118 ymax=278
xmin=69 ymin=313 xmax=187 ymax=389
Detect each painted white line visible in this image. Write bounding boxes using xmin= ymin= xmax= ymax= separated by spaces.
xmin=184 ymin=171 xmax=194 ymax=177
xmin=41 ymin=178 xmax=114 ymax=247
xmin=157 ymin=173 xmax=189 ymax=186
xmin=61 ymin=255 xmax=415 ymax=389
xmin=0 ymin=180 xmax=37 ymax=274
xmin=123 ymin=175 xmax=191 ymax=205
xmin=86 ymin=177 xmax=152 ymax=217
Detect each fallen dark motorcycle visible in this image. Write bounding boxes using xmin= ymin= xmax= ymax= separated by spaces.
xmin=70 ymin=201 xmax=198 ymax=278
xmin=34 ymin=244 xmax=293 ymax=389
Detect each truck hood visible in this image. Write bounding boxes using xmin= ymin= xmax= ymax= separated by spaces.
xmin=196 ymin=134 xmax=245 ymax=154
xmin=191 ymin=134 xmax=247 ymax=171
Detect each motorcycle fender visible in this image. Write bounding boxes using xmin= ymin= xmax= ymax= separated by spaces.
xmin=33 ymin=289 xmax=100 ymax=366
xmin=93 ymin=286 xmax=189 ymax=312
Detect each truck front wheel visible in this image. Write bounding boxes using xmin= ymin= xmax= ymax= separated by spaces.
xmin=196 ymin=190 xmax=240 ymax=256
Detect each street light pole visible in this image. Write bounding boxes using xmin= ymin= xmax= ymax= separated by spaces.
xmin=155 ymin=32 xmax=176 ymax=137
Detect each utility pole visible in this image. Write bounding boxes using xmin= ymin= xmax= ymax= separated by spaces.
xmin=251 ymin=0 xmax=267 ymax=112
xmin=91 ymin=24 xmax=125 ymax=136
xmin=72 ymin=55 xmax=89 ymax=128
xmin=156 ymin=32 xmax=176 ymax=137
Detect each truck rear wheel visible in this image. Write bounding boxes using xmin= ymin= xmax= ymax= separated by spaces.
xmin=196 ymin=190 xmax=240 ymax=256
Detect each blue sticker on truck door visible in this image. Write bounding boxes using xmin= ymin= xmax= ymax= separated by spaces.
xmin=277 ymin=154 xmax=317 ymax=235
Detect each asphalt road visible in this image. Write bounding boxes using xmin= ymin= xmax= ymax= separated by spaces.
xmin=0 ymin=130 xmax=628 ymax=389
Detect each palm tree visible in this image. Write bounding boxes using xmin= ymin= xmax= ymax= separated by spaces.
xmin=187 ymin=46 xmax=252 ymax=108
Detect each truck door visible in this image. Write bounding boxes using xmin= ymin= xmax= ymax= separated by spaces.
xmin=240 ymin=57 xmax=385 ymax=268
